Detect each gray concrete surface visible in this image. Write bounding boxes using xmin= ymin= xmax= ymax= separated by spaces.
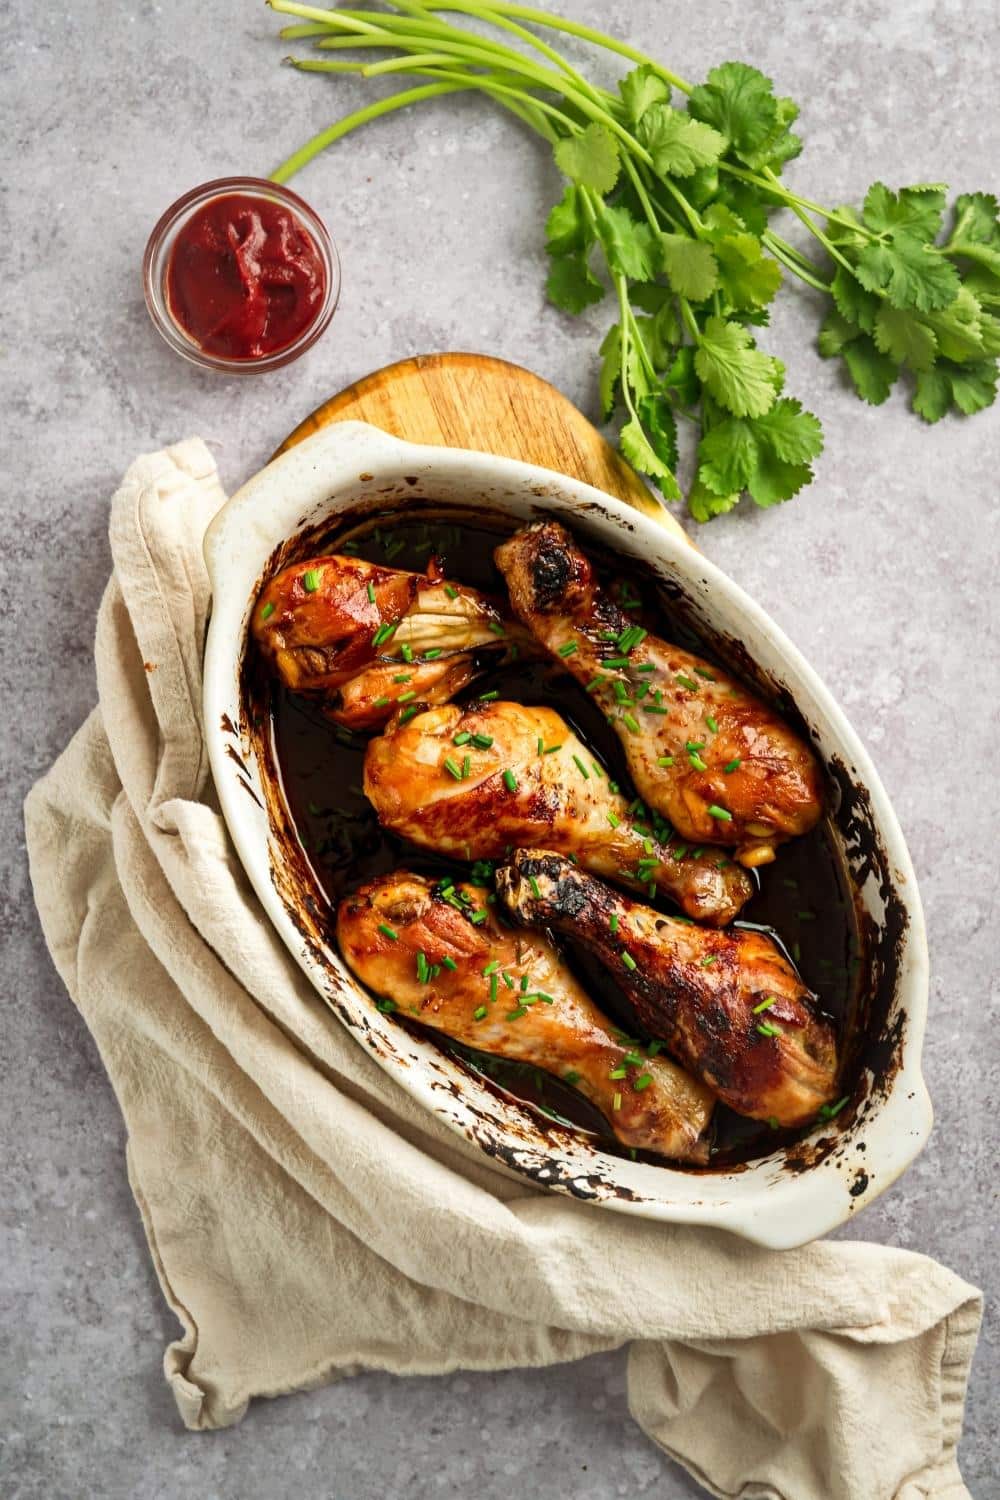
xmin=2 ymin=0 xmax=998 ymax=1495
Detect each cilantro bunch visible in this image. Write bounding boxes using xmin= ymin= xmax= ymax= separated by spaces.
xmin=266 ymin=1 xmax=999 ymax=521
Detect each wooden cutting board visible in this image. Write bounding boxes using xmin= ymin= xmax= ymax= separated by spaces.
xmin=276 ymin=351 xmax=689 ymax=545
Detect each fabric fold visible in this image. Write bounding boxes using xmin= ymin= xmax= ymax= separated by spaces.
xmin=24 ymin=442 xmax=982 ymax=1498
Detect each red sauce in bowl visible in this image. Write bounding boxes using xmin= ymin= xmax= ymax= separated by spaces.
xmin=165 ymin=192 xmax=327 ymax=361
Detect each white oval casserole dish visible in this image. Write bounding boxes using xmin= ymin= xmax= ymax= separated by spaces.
xmin=203 ymin=419 xmax=932 ymax=1249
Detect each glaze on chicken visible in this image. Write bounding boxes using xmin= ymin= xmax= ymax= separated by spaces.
xmin=337 ymin=871 xmax=714 ymax=1160
xmin=495 ymin=521 xmax=825 ymax=867
xmin=496 ymin=851 xmax=838 ymax=1126
xmin=363 ymin=700 xmax=754 ymax=925
xmin=252 ymin=552 xmax=534 ymax=730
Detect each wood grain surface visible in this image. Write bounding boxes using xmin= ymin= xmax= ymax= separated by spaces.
xmin=276 ymin=350 xmax=689 ymax=544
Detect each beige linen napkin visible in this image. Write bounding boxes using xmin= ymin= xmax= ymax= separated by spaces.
xmin=25 ymin=440 xmax=981 ymax=1500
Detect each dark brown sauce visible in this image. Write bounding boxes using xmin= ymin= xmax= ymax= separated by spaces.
xmin=268 ymin=511 xmax=862 ymax=1167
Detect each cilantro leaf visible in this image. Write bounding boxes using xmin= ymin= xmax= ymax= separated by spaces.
xmin=685 ymin=164 xmax=720 ymax=210
xmin=593 ymin=201 xmax=659 ymax=281
xmin=921 ymin=287 xmax=984 ymax=361
xmin=619 ymin=64 xmax=671 ymax=125
xmin=740 ymin=95 xmax=802 ymax=174
xmin=634 ymin=304 xmax=679 ymax=368
xmin=862 ymin=182 xmax=947 ymax=240
xmin=619 ymin=418 xmax=681 ymax=497
xmin=545 ymin=253 xmax=605 ymax=314
xmin=688 ymin=477 xmax=741 ymax=523
xmin=873 ymin=305 xmax=937 ymax=371
xmin=637 ymin=392 xmax=680 ymax=477
xmin=598 ymin=323 xmax=623 ymax=418
xmin=710 ymin=227 xmax=783 ymax=310
xmin=687 ymin=61 xmax=778 ymax=159
xmin=698 ymin=417 xmax=758 ymax=493
xmin=663 ymin=345 xmax=700 ymax=407
xmin=554 ymin=123 xmax=620 ymax=193
xmin=545 ymin=186 xmax=591 ymax=256
xmin=660 ymin=233 xmax=719 ymax=300
xmin=713 ymin=176 xmax=771 ymax=236
xmin=637 ymin=103 xmax=725 ymax=177
xmin=979 ymin=312 xmax=1000 ymax=356
xmin=945 ymin=358 xmax=998 ymax=414
xmin=746 ymin=449 xmax=815 ymax=507
xmin=855 ymin=234 xmax=960 ymax=311
xmin=841 ymin=335 xmax=898 ymax=405
xmin=947 ymin=192 xmax=1000 ymax=249
xmin=753 ymin=398 xmax=824 ymax=464
xmin=830 ymin=266 xmax=878 ymax=333
xmin=818 ymin=310 xmax=862 ymax=357
xmin=912 ymin=369 xmax=951 ymax=423
xmin=694 ymin=316 xmax=780 ymax=417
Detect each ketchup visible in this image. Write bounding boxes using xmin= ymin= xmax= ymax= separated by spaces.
xmin=165 ymin=193 xmax=326 ymax=360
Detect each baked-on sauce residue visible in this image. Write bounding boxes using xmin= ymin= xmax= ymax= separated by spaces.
xmin=266 ymin=513 xmax=863 ymax=1167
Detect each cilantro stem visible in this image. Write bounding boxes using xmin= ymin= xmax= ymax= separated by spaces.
xmin=678 ymin=297 xmax=701 ymax=343
xmin=763 ymin=231 xmax=831 ymax=292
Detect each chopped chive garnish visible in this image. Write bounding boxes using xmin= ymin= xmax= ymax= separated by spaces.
xmin=471 ymin=733 xmax=494 ymax=749
xmin=818 ymin=1096 xmax=850 ymax=1121
xmin=623 ymin=713 xmax=640 ymax=733
xmin=401 ymin=643 xmax=413 ymax=663
xmin=529 ymin=875 xmax=541 ymax=900
xmin=694 ymin=666 xmax=716 ymax=680
xmin=479 ymin=689 xmax=499 ymax=702
xmin=797 ymin=910 xmax=816 ymax=921
xmin=646 ymin=1040 xmax=663 ymax=1056
xmin=503 ymin=769 xmax=517 ymax=792
xmin=398 ymin=690 xmax=416 ymax=703
xmin=706 ymin=716 xmax=719 ymax=733
xmin=634 ymin=1073 xmax=652 ymax=1092
xmin=757 ymin=1021 xmax=781 ymax=1038
xmin=609 ymin=913 xmax=619 ymax=933
xmin=613 ymin=681 xmax=632 ymax=703
xmin=656 ymin=755 xmax=675 ymax=767
xmin=473 ymin=1005 xmax=488 ymax=1020
xmin=366 ymin=581 xmax=376 ymax=604
xmin=642 ymin=705 xmax=668 ymax=715
xmin=372 ymin=621 xmax=398 ymax=647
xmin=400 ymin=705 xmax=420 ymax=723
xmin=520 ymin=973 xmax=531 ymax=993
xmin=564 ymin=1070 xmax=581 ymax=1085
xmin=699 ymin=955 xmax=717 ymax=968
xmin=303 ymin=569 xmax=321 ymax=593
xmin=416 ymin=951 xmax=429 ymax=982
xmin=607 ymin=811 xmax=620 ymax=829
xmin=453 ymin=731 xmax=471 ymax=746
xmin=604 ymin=655 xmax=631 ymax=668
xmin=572 ymin=754 xmax=590 ymax=779
xmin=489 ymin=621 xmax=505 ymax=637
xmin=376 ymin=998 xmax=397 ymax=1013
xmin=507 ymin=1006 xmax=529 ymax=1021
xmin=723 ymin=757 xmax=742 ymax=774
xmin=707 ymin=804 xmax=732 ymax=821
xmin=591 ymin=762 xmax=604 ymax=778
xmin=469 ymin=909 xmax=487 ymax=925
xmin=537 ymin=738 xmax=543 ymax=755
xmin=489 ymin=973 xmax=498 ymax=1002
xmin=444 ymin=584 xmax=458 ymax=599
xmin=441 ymin=956 xmax=458 ymax=971
xmin=443 ymin=757 xmax=462 ymax=780
xmin=544 ymin=743 xmax=563 ymax=754
xmin=768 ymin=1116 xmax=780 ymax=1130
xmin=462 ymin=754 xmax=471 ymax=779
xmin=424 ymin=648 xmax=442 ymax=660
xmin=612 ymin=1091 xmax=622 ymax=1111
xmin=586 ymin=675 xmax=606 ymax=692
xmin=623 ymin=1051 xmax=644 ymax=1066
xmin=676 ymin=674 xmax=699 ymax=692
xmin=671 ymin=844 xmax=688 ymax=861
xmin=377 ymin=923 xmax=399 ymax=941
xmin=260 ymin=600 xmax=275 ymax=620
xmin=636 ymin=663 xmax=655 ymax=673
xmin=502 ymin=971 xmax=515 ymax=989
xmin=621 ymin=950 xmax=637 ymax=971
xmin=373 ymin=696 xmax=391 ymax=708
xmin=686 ymin=741 xmax=706 ymax=751
xmin=753 ymin=996 xmax=777 ymax=1013
xmin=689 ymin=753 xmax=709 ymax=772
xmin=557 ymin=640 xmax=579 ymax=657
xmin=609 ymin=1065 xmax=627 ymax=1080
xmin=393 ymin=673 xmax=411 ymax=683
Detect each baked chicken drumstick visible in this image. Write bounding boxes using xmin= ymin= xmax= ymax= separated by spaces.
xmin=495 ymin=521 xmax=824 ymax=868
xmin=337 ymin=870 xmax=714 ymax=1160
xmin=252 ymin=552 xmax=534 ymax=730
xmin=363 ymin=700 xmax=754 ymax=926
xmin=496 ymin=851 xmax=838 ymax=1127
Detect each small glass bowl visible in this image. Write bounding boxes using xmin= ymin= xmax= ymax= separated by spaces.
xmin=142 ymin=175 xmax=340 ymax=373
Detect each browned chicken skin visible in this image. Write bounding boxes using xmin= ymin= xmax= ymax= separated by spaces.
xmin=252 ymin=553 xmax=535 ymax=730
xmin=495 ymin=521 xmax=825 ymax=868
xmin=363 ymin=700 xmax=754 ymax=926
xmin=495 ymin=851 xmax=838 ymax=1126
xmin=337 ymin=871 xmax=714 ymax=1160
